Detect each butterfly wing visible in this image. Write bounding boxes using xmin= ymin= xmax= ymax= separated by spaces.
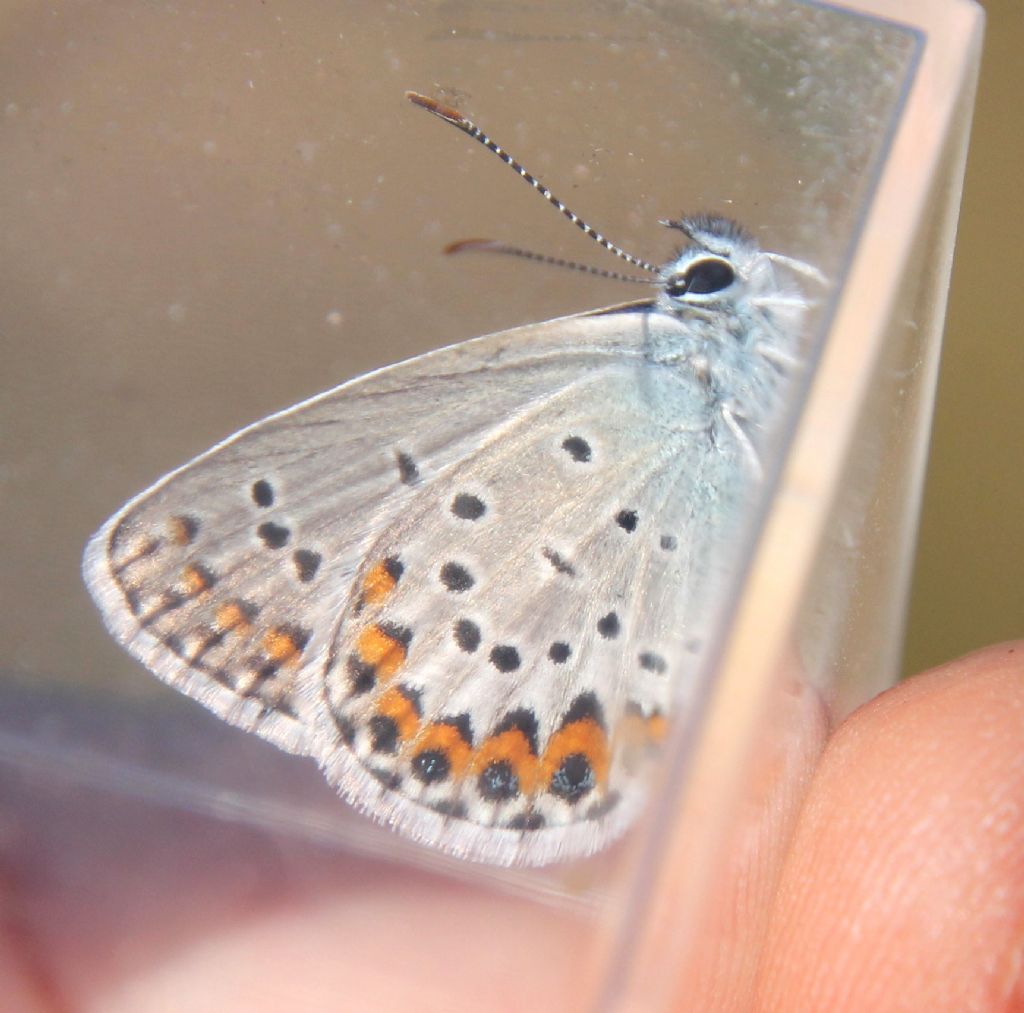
xmin=84 ymin=305 xmax=755 ymax=864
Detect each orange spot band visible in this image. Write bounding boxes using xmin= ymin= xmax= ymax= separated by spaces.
xmin=168 ymin=516 xmax=197 ymax=546
xmin=646 ymin=713 xmax=668 ymax=745
xmin=264 ymin=627 xmax=305 ymax=665
xmin=415 ymin=722 xmax=472 ymax=778
xmin=472 ymin=729 xmax=541 ymax=795
xmin=376 ymin=687 xmax=420 ymax=743
xmin=216 ymin=601 xmax=251 ymax=632
xmin=541 ymin=719 xmax=610 ymax=788
xmin=182 ymin=564 xmax=212 ymax=596
xmin=356 ymin=624 xmax=407 ymax=681
xmin=361 ymin=560 xmax=398 ymax=606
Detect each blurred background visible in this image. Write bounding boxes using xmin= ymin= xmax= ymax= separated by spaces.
xmin=902 ymin=0 xmax=1023 ymax=674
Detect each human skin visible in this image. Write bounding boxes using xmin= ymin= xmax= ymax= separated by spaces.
xmin=2 ymin=642 xmax=1021 ymax=1011
xmin=755 ymin=640 xmax=1024 ymax=1011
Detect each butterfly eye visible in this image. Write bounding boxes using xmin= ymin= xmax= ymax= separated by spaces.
xmin=665 ymin=257 xmax=736 ymax=298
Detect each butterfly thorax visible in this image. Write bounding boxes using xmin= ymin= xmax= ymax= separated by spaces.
xmin=645 ymin=216 xmax=806 ymax=434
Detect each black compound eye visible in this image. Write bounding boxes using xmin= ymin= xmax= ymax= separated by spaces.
xmin=666 ymin=257 xmax=735 ymax=298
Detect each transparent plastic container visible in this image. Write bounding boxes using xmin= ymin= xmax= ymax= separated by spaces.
xmin=0 ymin=0 xmax=982 ymax=1008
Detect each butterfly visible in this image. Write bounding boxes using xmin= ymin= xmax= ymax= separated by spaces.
xmin=83 ymin=91 xmax=822 ymax=866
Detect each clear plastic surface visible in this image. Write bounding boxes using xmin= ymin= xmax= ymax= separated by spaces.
xmin=0 ymin=0 xmax=982 ymax=1008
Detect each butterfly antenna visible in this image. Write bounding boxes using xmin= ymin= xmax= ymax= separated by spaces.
xmin=407 ymin=91 xmax=660 ymax=276
xmin=444 ymin=239 xmax=655 ymax=285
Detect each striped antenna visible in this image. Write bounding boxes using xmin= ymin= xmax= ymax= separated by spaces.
xmin=407 ymin=91 xmax=660 ymax=276
xmin=444 ymin=239 xmax=655 ymax=285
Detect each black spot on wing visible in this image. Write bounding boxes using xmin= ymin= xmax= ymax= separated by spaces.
xmin=507 ymin=811 xmax=545 ymax=830
xmin=251 ymin=480 xmax=274 ymax=508
xmin=257 ymin=521 xmax=290 ymax=549
xmin=162 ymin=633 xmax=185 ymax=656
xmin=293 ymin=548 xmax=321 ymax=582
xmin=597 ymin=611 xmax=620 ymax=639
xmin=561 ymin=435 xmax=591 ymax=462
xmin=451 ymin=493 xmax=486 ymax=520
xmin=541 ymin=547 xmax=575 ymax=576
xmin=379 ymin=622 xmax=412 ymax=648
xmin=453 ymin=618 xmax=481 ymax=653
xmin=478 ymin=761 xmax=518 ymax=801
xmin=440 ymin=561 xmax=474 ymax=592
xmin=368 ymin=715 xmax=399 ymax=754
xmin=395 ymin=451 xmax=420 ymax=485
xmin=429 ymin=799 xmax=468 ymax=819
xmin=548 ymin=641 xmax=571 ymax=664
xmin=493 ymin=708 xmax=539 ymax=754
xmin=550 ymin=754 xmax=595 ymax=803
xmin=615 ymin=509 xmax=638 ymax=532
xmin=489 ymin=644 xmax=521 ymax=673
xmin=347 ymin=654 xmax=376 ymax=695
xmin=412 ymin=750 xmax=449 ymax=784
xmin=369 ymin=768 xmax=402 ymax=790
xmin=334 ymin=714 xmax=356 ymax=744
xmin=562 ymin=692 xmax=605 ymax=729
xmin=639 ymin=651 xmax=667 ymax=674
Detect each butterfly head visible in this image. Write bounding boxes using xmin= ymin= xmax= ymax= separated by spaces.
xmin=656 ymin=214 xmax=766 ymax=314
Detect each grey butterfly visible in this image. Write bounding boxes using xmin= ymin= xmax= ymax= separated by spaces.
xmin=83 ymin=92 xmax=822 ymax=866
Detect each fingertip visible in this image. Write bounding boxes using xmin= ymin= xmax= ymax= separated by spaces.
xmin=759 ymin=641 xmax=1024 ymax=1010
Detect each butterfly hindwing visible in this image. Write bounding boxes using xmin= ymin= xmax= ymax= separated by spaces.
xmin=314 ymin=323 xmax=732 ymax=863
